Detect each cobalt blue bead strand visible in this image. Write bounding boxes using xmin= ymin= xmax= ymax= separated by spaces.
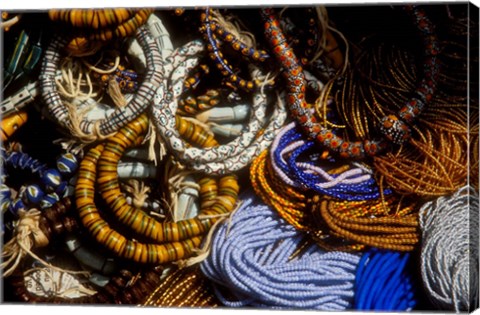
xmin=354 ymin=248 xmax=416 ymax=311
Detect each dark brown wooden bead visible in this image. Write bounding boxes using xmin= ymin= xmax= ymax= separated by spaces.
xmin=62 ymin=216 xmax=79 ymax=233
xmin=38 ymin=216 xmax=53 ymax=240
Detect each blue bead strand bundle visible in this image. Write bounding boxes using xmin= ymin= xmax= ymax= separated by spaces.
xmin=200 ymin=193 xmax=361 ymax=310
xmin=270 ymin=120 xmax=390 ymax=200
xmin=354 ymin=248 xmax=416 ymax=311
xmin=287 ymin=141 xmax=385 ymax=200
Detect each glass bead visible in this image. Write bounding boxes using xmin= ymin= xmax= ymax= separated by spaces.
xmin=9 ymin=198 xmax=25 ymax=216
xmin=41 ymin=169 xmax=62 ymax=191
xmin=56 ymin=153 xmax=78 ymax=176
xmin=40 ymin=192 xmax=60 ymax=209
xmin=25 ymin=184 xmax=45 ymax=204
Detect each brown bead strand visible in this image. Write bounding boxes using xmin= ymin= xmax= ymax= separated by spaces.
xmin=250 ymin=149 xmax=366 ymax=251
xmin=38 ymin=197 xmax=80 ymax=241
xmin=141 ymin=266 xmax=221 ymax=307
xmin=333 ymin=45 xmax=416 ymax=141
xmin=250 ymin=150 xmax=309 ymax=230
xmin=374 ymin=114 xmax=470 ymax=197
xmin=115 ymin=267 xmax=165 ymax=304
xmin=309 ymin=195 xmax=420 ymax=251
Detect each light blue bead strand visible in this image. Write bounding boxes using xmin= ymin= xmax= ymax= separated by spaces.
xmin=200 ymin=192 xmax=361 ymax=310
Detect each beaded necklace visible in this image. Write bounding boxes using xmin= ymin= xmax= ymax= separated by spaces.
xmin=40 ymin=22 xmax=163 ymax=140
xmin=96 ymin=113 xmax=236 ymax=243
xmin=269 ymin=120 xmax=389 ymax=200
xmin=288 ymin=144 xmax=381 ymax=200
xmin=271 ymin=93 xmax=423 ymax=250
xmin=260 ymin=5 xmax=440 ymax=158
xmin=48 ymin=9 xmax=153 ymax=56
xmin=151 ymin=39 xmax=288 ymax=175
xmin=75 ymin=113 xmax=239 ymax=264
xmin=374 ymin=108 xmax=469 ymax=197
xmin=1 ymin=148 xmax=77 ymax=216
xmin=251 ymin=127 xmax=420 ymax=251
xmin=250 ymin=149 xmax=366 ymax=252
xmin=199 ymin=8 xmax=273 ymax=92
xmin=309 ymin=196 xmax=419 ymax=251
xmin=250 ymin=149 xmax=309 ymax=231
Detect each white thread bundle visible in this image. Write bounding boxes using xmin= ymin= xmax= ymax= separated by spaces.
xmin=419 ymin=185 xmax=479 ymax=312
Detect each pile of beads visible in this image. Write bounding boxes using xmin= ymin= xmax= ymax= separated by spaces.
xmin=0 ymin=4 xmax=477 ymax=313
